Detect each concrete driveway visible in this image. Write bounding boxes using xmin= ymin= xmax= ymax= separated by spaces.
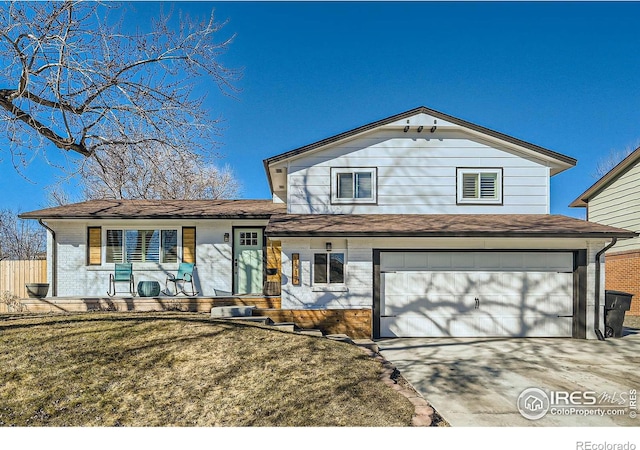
xmin=377 ymin=328 xmax=640 ymax=426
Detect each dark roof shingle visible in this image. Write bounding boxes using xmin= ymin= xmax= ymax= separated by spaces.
xmin=265 ymin=214 xmax=637 ymax=239
xmin=19 ymin=199 xmax=286 ymax=220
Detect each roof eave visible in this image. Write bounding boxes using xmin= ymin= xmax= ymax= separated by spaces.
xmin=570 ymin=146 xmax=640 ymax=207
xmin=263 ymin=158 xmax=275 ymax=194
xmin=266 ymin=231 xmax=637 ymax=239
xmin=22 ymin=214 xmax=278 ymax=220
xmin=263 ymin=106 xmax=577 ymax=169
xmin=569 ymin=198 xmax=588 ymax=208
xmin=263 ymin=107 xmax=426 ymax=166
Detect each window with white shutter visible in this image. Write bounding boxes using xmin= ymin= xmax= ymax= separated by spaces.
xmin=106 ymin=229 xmax=177 ymax=263
xmin=457 ymin=168 xmax=502 ymax=204
xmin=106 ymin=230 xmax=123 ymax=263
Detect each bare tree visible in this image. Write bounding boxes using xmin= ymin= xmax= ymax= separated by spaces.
xmin=79 ymin=141 xmax=241 ymax=200
xmin=0 ymin=1 xmax=240 ymax=168
xmin=46 ymin=185 xmax=74 ymax=207
xmin=0 ymin=209 xmax=45 ymax=260
xmin=592 ymin=142 xmax=639 ymax=179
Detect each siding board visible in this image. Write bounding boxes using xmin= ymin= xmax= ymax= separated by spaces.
xmin=588 ymin=160 xmax=640 ymax=252
xmin=286 ymin=129 xmax=551 ymax=214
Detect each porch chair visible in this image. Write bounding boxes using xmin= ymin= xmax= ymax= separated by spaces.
xmin=107 ymin=263 xmax=135 ymax=297
xmin=164 ymin=263 xmax=198 ymax=296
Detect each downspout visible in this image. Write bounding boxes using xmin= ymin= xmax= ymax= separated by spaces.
xmin=38 ymin=220 xmax=56 ymax=297
xmin=594 ymin=237 xmax=617 ymax=341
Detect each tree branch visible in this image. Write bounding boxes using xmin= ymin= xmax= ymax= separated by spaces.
xmin=0 ymin=92 xmax=92 ymax=156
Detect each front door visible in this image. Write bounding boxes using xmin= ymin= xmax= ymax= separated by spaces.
xmin=233 ymin=228 xmax=264 ymax=295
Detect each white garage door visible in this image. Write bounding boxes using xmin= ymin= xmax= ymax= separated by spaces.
xmin=380 ymin=251 xmax=574 ymax=338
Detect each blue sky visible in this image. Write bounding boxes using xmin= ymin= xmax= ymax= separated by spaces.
xmin=2 ymin=1 xmax=640 ymax=219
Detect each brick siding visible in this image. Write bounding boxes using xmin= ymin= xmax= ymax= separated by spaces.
xmin=605 ymin=250 xmax=640 ymax=316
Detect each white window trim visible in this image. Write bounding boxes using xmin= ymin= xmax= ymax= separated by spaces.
xmin=456 ymin=168 xmax=503 ymax=204
xmin=311 ymin=250 xmax=347 ymax=287
xmin=103 ymin=227 xmax=180 ymax=265
xmin=330 ymin=167 xmax=377 ymax=204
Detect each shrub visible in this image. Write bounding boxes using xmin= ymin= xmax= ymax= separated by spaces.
xmin=0 ymin=291 xmax=27 ymax=312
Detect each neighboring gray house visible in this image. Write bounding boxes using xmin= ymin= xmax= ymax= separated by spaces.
xmin=21 ymin=106 xmax=636 ymax=339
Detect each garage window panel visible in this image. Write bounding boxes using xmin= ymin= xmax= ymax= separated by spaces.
xmin=405 ymin=252 xmax=428 ymax=269
xmin=429 ymin=252 xmax=453 ymax=269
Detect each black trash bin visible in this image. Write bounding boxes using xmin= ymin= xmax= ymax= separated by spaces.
xmin=604 ymin=290 xmax=633 ymax=338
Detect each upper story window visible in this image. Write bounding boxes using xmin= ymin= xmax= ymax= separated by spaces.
xmin=457 ymin=168 xmax=503 ymax=205
xmin=330 ymin=167 xmax=377 ymax=204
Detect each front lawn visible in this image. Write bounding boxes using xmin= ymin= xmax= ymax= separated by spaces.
xmin=0 ymin=312 xmax=414 ymax=426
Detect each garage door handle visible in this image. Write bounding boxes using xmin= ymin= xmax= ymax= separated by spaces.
xmin=381 ymin=315 xmax=397 ymax=318
xmin=381 ymin=271 xmax=397 ymax=274
xmin=557 ymin=314 xmax=573 ymax=318
xmin=475 ymin=298 xmax=480 ymax=309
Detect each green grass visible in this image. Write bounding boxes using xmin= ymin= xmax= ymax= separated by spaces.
xmin=0 ymin=312 xmax=415 ymax=427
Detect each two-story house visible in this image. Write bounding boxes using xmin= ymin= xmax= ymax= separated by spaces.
xmin=20 ymin=106 xmax=636 ymax=339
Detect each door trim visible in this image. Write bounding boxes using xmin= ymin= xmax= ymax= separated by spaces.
xmin=232 ymin=226 xmax=266 ymax=295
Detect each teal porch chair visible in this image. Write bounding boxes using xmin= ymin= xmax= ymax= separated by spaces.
xmin=107 ymin=263 xmax=135 ymax=297
xmin=164 ymin=263 xmax=198 ymax=296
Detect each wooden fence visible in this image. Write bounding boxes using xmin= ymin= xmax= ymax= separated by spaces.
xmin=0 ymin=259 xmax=47 ymax=303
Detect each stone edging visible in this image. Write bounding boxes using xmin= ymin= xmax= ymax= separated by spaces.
xmin=357 ymin=346 xmax=435 ymax=427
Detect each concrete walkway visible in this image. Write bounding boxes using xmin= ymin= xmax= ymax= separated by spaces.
xmin=377 ymin=328 xmax=640 ymax=426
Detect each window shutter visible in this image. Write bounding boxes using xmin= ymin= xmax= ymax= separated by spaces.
xmin=125 ymin=230 xmax=142 ymax=262
xmin=462 ymin=173 xmax=478 ymax=199
xmin=87 ymin=227 xmax=101 ymax=265
xmin=144 ymin=230 xmax=160 ymax=263
xmin=182 ymin=227 xmax=196 ymax=263
xmin=480 ymin=173 xmax=497 ymax=199
xmin=106 ymin=230 xmax=123 ymax=263
xmin=162 ymin=230 xmax=178 ymax=263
